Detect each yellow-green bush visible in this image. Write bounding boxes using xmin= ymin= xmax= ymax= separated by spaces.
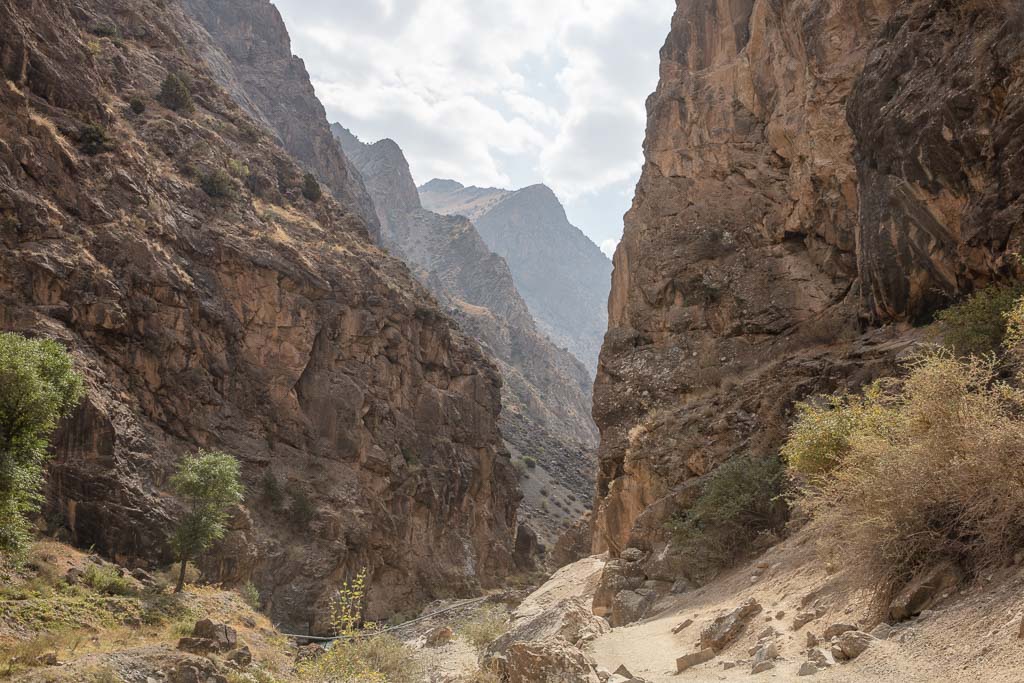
xmin=936 ymin=283 xmax=1024 ymax=355
xmin=792 ymin=348 xmax=1024 ymax=601
xmin=297 ymin=634 xmax=421 ymax=683
xmin=458 ymin=606 xmax=507 ymax=655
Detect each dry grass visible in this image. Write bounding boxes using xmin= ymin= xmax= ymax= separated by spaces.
xmin=297 ymin=634 xmax=422 ymax=683
xmin=793 ymin=349 xmax=1024 ymax=608
xmin=458 ymin=606 xmax=508 ymax=655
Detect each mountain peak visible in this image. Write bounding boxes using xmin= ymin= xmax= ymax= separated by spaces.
xmin=420 ymin=178 xmax=465 ymax=193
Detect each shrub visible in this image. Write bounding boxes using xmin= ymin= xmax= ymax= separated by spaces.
xmin=793 ymin=348 xmax=1024 ymax=605
xmin=287 ymin=487 xmax=315 ymax=529
xmin=298 ymin=634 xmax=422 ymax=683
xmin=522 ymin=456 xmax=537 ymax=469
xmin=259 ymin=469 xmax=283 ymax=509
xmin=200 ymin=169 xmax=236 ymax=199
xmin=159 ymin=73 xmax=194 ymax=113
xmin=330 ymin=568 xmax=370 ymax=637
xmin=302 ymin=173 xmax=323 ymax=202
xmin=239 ymin=580 xmax=261 ymax=611
xmin=936 ymin=283 xmax=1024 ymax=356
xmin=90 ymin=23 xmax=118 ymax=38
xmin=129 ymin=98 xmax=146 ymax=115
xmin=459 ymin=606 xmax=507 ymax=655
xmin=0 ymin=334 xmax=84 ymax=557
xmin=669 ymin=455 xmax=788 ymax=581
xmin=781 ymin=383 xmax=899 ymax=478
xmin=169 ymin=450 xmax=244 ymax=592
xmin=228 ymin=159 xmax=250 ymax=179
xmin=78 ymin=124 xmax=109 ymax=155
xmin=82 ymin=563 xmax=134 ymax=595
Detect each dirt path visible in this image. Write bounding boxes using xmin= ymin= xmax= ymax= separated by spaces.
xmin=585 ymin=532 xmax=1024 ymax=682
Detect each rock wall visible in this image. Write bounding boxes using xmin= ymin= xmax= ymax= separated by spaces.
xmin=335 ymin=126 xmax=597 ymax=551
xmin=0 ymin=0 xmax=518 ymax=632
xmin=594 ymin=0 xmax=1024 ymax=565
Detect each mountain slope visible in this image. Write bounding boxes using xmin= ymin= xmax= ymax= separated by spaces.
xmin=591 ymin=0 xmax=1023 ymax=613
xmin=421 ymin=179 xmax=612 ymax=372
xmin=335 ymin=125 xmax=597 ymax=549
xmin=0 ymin=0 xmax=518 ymax=632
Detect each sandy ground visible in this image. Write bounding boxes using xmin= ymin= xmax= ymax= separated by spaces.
xmin=586 ymin=532 xmax=1024 ymax=682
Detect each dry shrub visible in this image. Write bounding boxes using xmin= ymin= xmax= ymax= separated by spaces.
xmin=936 ymin=283 xmax=1023 ymax=355
xmin=296 ymin=634 xmax=421 ymax=683
xmin=459 ymin=606 xmax=508 ymax=655
xmin=793 ymin=348 xmax=1024 ymax=603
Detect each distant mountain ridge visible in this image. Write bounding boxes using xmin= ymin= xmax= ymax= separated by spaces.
xmin=333 ymin=125 xmax=598 ymax=547
xmin=419 ymin=179 xmax=612 ymax=373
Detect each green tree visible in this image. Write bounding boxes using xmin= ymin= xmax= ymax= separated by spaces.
xmin=169 ymin=450 xmax=243 ymax=592
xmin=301 ymin=172 xmax=323 ymax=202
xmin=159 ymin=73 xmax=194 ymax=113
xmin=0 ymin=333 xmax=84 ymax=556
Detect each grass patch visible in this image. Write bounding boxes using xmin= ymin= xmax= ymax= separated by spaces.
xmin=297 ymin=634 xmax=422 ymax=683
xmin=83 ymin=564 xmax=135 ymax=596
xmin=458 ymin=606 xmax=508 ymax=655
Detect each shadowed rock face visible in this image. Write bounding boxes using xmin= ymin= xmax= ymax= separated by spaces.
xmin=181 ymin=0 xmax=380 ymax=243
xmin=0 ymin=0 xmax=518 ymax=632
xmin=594 ymin=0 xmax=1023 ymax=565
xmin=420 ymin=179 xmax=612 ymax=374
xmin=334 ymin=125 xmax=597 ymax=551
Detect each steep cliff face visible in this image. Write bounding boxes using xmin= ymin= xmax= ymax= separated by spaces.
xmin=594 ymin=0 xmax=1023 ymax=575
xmin=0 ymin=0 xmax=518 ymax=632
xmin=180 ymin=0 xmax=380 ymax=243
xmin=335 ymin=126 xmax=597 ymax=549
xmin=421 ymin=180 xmax=612 ymax=373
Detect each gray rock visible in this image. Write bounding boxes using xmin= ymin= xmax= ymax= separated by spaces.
xmin=798 ymin=661 xmax=819 ymax=676
xmin=889 ymin=561 xmax=962 ymax=622
xmin=700 ymin=599 xmax=762 ymax=651
xmin=835 ymin=631 xmax=875 ymax=660
xmin=823 ymin=623 xmax=857 ymax=640
xmin=869 ymin=623 xmax=893 ymax=641
xmin=676 ymin=648 xmax=716 ymax=672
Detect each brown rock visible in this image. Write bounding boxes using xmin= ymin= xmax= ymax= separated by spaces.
xmin=889 ymin=561 xmax=963 ymax=622
xmin=823 ymin=623 xmax=857 ymax=640
xmin=676 ymin=648 xmax=715 ymax=672
xmin=672 ymin=618 xmax=693 ymax=634
xmin=835 ymin=631 xmax=875 ymax=660
xmin=423 ymin=625 xmax=454 ymax=648
xmin=700 ymin=599 xmax=762 ymax=651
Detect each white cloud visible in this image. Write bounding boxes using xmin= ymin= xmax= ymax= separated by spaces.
xmin=600 ymin=239 xmax=619 ymax=259
xmin=272 ymin=0 xmax=673 ymax=246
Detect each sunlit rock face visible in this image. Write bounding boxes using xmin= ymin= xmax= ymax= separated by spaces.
xmin=593 ymin=0 xmax=1024 ymax=562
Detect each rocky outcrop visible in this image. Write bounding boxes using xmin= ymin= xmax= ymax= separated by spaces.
xmin=593 ymin=0 xmax=1023 ymax=576
xmin=181 ymin=0 xmax=380 ymax=242
xmin=334 ymin=125 xmax=598 ymax=551
xmin=0 ymin=0 xmax=517 ymax=631
xmin=421 ymin=179 xmax=612 ymax=373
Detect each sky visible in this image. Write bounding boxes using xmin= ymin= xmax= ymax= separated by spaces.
xmin=272 ymin=0 xmax=674 ymax=258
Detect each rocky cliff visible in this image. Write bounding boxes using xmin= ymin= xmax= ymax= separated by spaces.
xmin=421 ymin=179 xmax=612 ymax=373
xmin=181 ymin=0 xmax=380 ymax=243
xmin=594 ymin=0 xmax=1023 ymax=590
xmin=0 ymin=0 xmax=519 ymax=632
xmin=335 ymin=126 xmax=598 ymax=550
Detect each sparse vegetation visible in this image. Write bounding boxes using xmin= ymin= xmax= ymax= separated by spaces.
xmin=668 ymin=455 xmax=788 ymax=582
xmin=330 ymin=568 xmax=371 ymax=637
xmin=83 ymin=563 xmax=135 ymax=596
xmin=522 ymin=456 xmax=537 ymax=469
xmin=287 ymin=486 xmax=315 ymax=529
xmin=302 ymin=172 xmax=323 ymax=202
xmin=169 ymin=450 xmax=244 ymax=592
xmin=936 ymin=282 xmax=1024 ymax=356
xmin=239 ymin=580 xmax=261 ymax=611
xmin=129 ymin=97 xmax=146 ymax=115
xmin=200 ymin=168 xmax=237 ymax=199
xmin=159 ymin=72 xmax=194 ymax=113
xmin=259 ymin=469 xmax=284 ymax=509
xmin=789 ymin=347 xmax=1024 ymax=605
xmin=0 ymin=333 xmax=84 ymax=557
xmin=458 ymin=606 xmax=507 ymax=655
xmin=298 ymin=633 xmax=422 ymax=683
xmin=78 ymin=124 xmax=109 ymax=155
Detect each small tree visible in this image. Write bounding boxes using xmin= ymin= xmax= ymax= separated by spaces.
xmin=159 ymin=73 xmax=194 ymax=113
xmin=301 ymin=173 xmax=323 ymax=202
xmin=169 ymin=450 xmax=243 ymax=592
xmin=0 ymin=333 xmax=83 ymax=556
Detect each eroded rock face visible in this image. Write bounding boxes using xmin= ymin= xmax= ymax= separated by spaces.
xmin=334 ymin=125 xmax=598 ymax=552
xmin=0 ymin=0 xmax=516 ymax=631
xmin=592 ymin=0 xmax=1024 ymax=570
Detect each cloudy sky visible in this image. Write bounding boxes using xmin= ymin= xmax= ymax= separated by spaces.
xmin=272 ymin=0 xmax=674 ymax=257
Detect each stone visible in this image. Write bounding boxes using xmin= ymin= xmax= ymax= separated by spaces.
xmin=750 ymin=642 xmax=778 ymax=672
xmin=227 ymin=646 xmax=252 ymax=667
xmin=889 ymin=561 xmax=963 ymax=622
xmin=823 ymin=623 xmax=857 ymax=640
xmin=835 ymin=631 xmax=874 ymax=660
xmin=672 ymin=619 xmax=693 ymax=634
xmin=798 ymin=661 xmax=819 ymax=676
xmin=65 ymin=568 xmax=84 ymax=586
xmin=35 ymin=652 xmax=58 ymax=666
xmin=191 ymin=620 xmax=238 ymax=652
xmin=791 ymin=610 xmax=822 ymax=631
xmin=486 ymin=638 xmax=600 ymax=683
xmin=423 ymin=626 xmax=454 ymax=647
xmin=808 ymin=648 xmax=834 ymax=668
xmin=869 ymin=623 xmax=894 ymax=641
xmin=676 ymin=648 xmax=716 ymax=672
xmin=613 ymin=665 xmax=634 ymax=678
xmin=722 ymin=660 xmax=737 ymax=670
xmin=700 ymin=599 xmax=762 ymax=651
xmin=671 ymin=579 xmax=692 ymax=594
xmin=751 ymin=660 xmax=775 ymax=674
xmin=806 ymin=632 xmax=818 ymax=648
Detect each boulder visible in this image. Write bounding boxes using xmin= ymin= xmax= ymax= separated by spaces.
xmin=798 ymin=661 xmax=819 ymax=676
xmin=822 ymin=623 xmax=857 ymax=640
xmin=791 ymin=609 xmax=822 ymax=630
xmin=671 ymin=618 xmax=693 ymax=634
xmin=676 ymin=648 xmax=715 ymax=672
xmin=750 ymin=642 xmax=778 ymax=674
xmin=611 ymin=589 xmax=655 ymax=627
xmin=700 ymin=599 xmax=762 ymax=651
xmin=178 ymin=619 xmax=239 ymax=655
xmin=227 ymin=646 xmax=252 ymax=667
xmin=835 ymin=631 xmax=875 ymax=660
xmin=487 ymin=638 xmax=600 ymax=683
xmin=889 ymin=561 xmax=963 ymax=622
